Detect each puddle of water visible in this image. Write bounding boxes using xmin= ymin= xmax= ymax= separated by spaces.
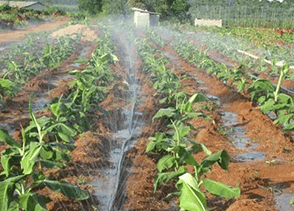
xmin=92 ymin=112 xmax=143 ymax=211
xmin=163 ymin=51 xmax=178 ymax=62
xmin=222 ymin=112 xmax=251 ymax=149
xmin=235 ymin=152 xmax=265 ymax=162
xmin=50 ymin=74 xmax=76 ymax=86
xmin=200 ymin=87 xmax=208 ymax=91
xmin=275 ymin=192 xmax=294 ymax=211
xmin=91 ymin=79 xmax=143 ymax=210
xmin=222 ymin=112 xmax=238 ymax=127
xmin=195 ymin=79 xmax=204 ymax=85
xmin=33 ymin=97 xmax=51 ymax=112
xmin=80 ymin=46 xmax=91 ymax=58
xmin=32 ymin=92 xmax=50 ymax=112
xmin=67 ymin=46 xmax=91 ymax=68
xmin=113 ymin=129 xmax=132 ymax=140
xmin=267 ymin=111 xmax=276 ymax=120
xmin=0 ymin=123 xmax=15 ymax=135
xmin=221 ymin=111 xmax=266 ymax=162
xmin=230 ymin=127 xmax=252 ymax=149
xmin=206 ymin=94 xmax=220 ymax=105
xmin=69 ymin=63 xmax=81 ymax=68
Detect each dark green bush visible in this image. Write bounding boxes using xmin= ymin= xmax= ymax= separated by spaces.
xmin=78 ymin=0 xmax=103 ymax=15
xmin=43 ymin=5 xmax=66 ymax=15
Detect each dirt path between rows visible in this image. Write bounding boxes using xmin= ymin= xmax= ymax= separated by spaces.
xmin=0 ymin=17 xmax=69 ymax=43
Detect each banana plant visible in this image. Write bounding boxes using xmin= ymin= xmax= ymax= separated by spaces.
xmin=0 ymin=126 xmax=88 ymax=211
xmin=0 ymin=78 xmax=19 ymax=106
xmin=40 ymin=43 xmax=57 ymax=68
xmin=273 ymin=63 xmax=290 ymax=102
xmin=0 ymin=31 xmax=121 ymax=211
xmin=248 ymin=64 xmax=294 ymax=130
xmin=25 ymin=94 xmax=77 ymax=144
xmin=50 ymin=92 xmax=89 ymax=133
xmin=144 ymin=29 xmax=165 ymax=48
xmin=152 ymin=93 xmax=210 ymax=122
xmin=139 ymin=31 xmax=240 ymax=210
xmin=176 ymin=172 xmax=240 ymax=211
xmin=147 ymin=120 xmax=240 ymax=210
xmin=1 ymin=95 xmax=76 ymax=176
xmin=4 ymin=61 xmax=22 ymax=81
xmin=152 ymin=66 xmax=181 ymax=104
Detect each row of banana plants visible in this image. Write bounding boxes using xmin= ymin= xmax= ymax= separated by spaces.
xmin=0 ymin=29 xmax=118 ymax=210
xmin=0 ymin=31 xmax=51 ymax=68
xmin=167 ymin=24 xmax=294 ymax=78
xmin=163 ymin=32 xmax=294 ymax=132
xmin=0 ymin=34 xmax=81 ymax=106
xmin=136 ymin=30 xmax=240 ymax=210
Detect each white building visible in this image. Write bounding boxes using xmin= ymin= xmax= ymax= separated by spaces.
xmin=132 ymin=7 xmax=160 ymax=27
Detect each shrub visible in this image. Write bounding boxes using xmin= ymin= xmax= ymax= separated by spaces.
xmin=78 ymin=0 xmax=103 ymax=15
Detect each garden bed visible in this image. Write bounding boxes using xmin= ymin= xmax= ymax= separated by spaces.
xmin=0 ymin=19 xmax=294 ymax=211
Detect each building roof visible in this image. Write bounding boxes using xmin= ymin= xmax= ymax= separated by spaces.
xmin=131 ymin=7 xmax=159 ymax=15
xmin=0 ymin=1 xmax=43 ymax=8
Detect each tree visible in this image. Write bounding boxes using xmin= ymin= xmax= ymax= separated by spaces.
xmin=129 ymin=0 xmax=190 ymax=22
xmin=101 ymin=0 xmax=130 ymax=15
xmin=78 ymin=0 xmax=103 ymax=15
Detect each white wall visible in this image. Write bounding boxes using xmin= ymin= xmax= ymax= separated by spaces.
xmin=134 ymin=11 xmax=150 ymax=27
xmin=195 ymin=19 xmax=222 ymax=27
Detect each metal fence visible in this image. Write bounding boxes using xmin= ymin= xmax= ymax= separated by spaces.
xmin=191 ymin=5 xmax=294 ymax=28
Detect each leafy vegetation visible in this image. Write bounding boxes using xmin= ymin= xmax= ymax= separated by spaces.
xmin=0 ymin=3 xmax=43 ymax=26
xmin=170 ymin=24 xmax=294 ymax=78
xmin=78 ymin=0 xmax=103 ymax=15
xmin=0 ymin=35 xmax=80 ymax=106
xmin=197 ymin=26 xmax=294 ymax=46
xmin=137 ymin=28 xmax=240 ymax=210
xmin=156 ymin=27 xmax=294 ymax=133
xmin=248 ymin=64 xmax=294 ymax=131
xmin=0 ymin=27 xmax=118 ymax=210
xmin=0 ymin=94 xmax=89 ymax=210
xmin=0 ymin=3 xmax=65 ymax=27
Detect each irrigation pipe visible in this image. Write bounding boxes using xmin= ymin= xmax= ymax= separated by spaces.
xmin=107 ymin=74 xmax=138 ymax=211
xmin=236 ymin=49 xmax=294 ymax=69
xmin=278 ymin=86 xmax=294 ymax=98
xmin=235 ymin=49 xmax=294 ymax=97
xmin=107 ymin=135 xmax=132 ymax=211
